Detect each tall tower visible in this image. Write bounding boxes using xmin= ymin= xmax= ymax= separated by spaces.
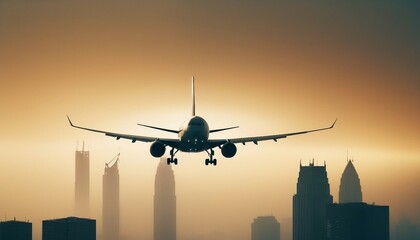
xmin=75 ymin=143 xmax=89 ymax=217
xmin=293 ymin=161 xmax=333 ymax=240
xmin=103 ymin=154 xmax=120 ymax=240
xmin=251 ymin=216 xmax=281 ymax=240
xmin=339 ymin=160 xmax=362 ymax=203
xmin=154 ymin=157 xmax=176 ymax=240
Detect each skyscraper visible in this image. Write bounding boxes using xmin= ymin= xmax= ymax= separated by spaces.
xmin=251 ymin=216 xmax=281 ymax=240
xmin=0 ymin=219 xmax=32 ymax=240
xmin=326 ymin=202 xmax=389 ymax=240
xmin=75 ymin=144 xmax=89 ymax=217
xmin=281 ymin=218 xmax=292 ymax=240
xmin=293 ymin=161 xmax=333 ymax=240
xmin=42 ymin=217 xmax=95 ymax=240
xmin=339 ymin=160 xmax=362 ymax=203
xmin=154 ymin=157 xmax=176 ymax=240
xmin=103 ymin=154 xmax=120 ymax=240
xmin=392 ymin=218 xmax=420 ymax=240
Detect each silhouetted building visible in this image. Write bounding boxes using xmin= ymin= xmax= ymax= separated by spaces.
xmin=281 ymin=218 xmax=292 ymax=240
xmin=339 ymin=160 xmax=362 ymax=203
xmin=42 ymin=217 xmax=95 ymax=240
xmin=251 ymin=216 xmax=280 ymax=240
xmin=75 ymin=144 xmax=89 ymax=217
xmin=0 ymin=219 xmax=32 ymax=240
xmin=103 ymin=155 xmax=120 ymax=240
xmin=326 ymin=202 xmax=389 ymax=240
xmin=154 ymin=157 xmax=176 ymax=240
xmin=392 ymin=218 xmax=420 ymax=240
xmin=293 ymin=161 xmax=333 ymax=240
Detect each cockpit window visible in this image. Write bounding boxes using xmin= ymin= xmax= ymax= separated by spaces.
xmin=189 ymin=122 xmax=203 ymax=126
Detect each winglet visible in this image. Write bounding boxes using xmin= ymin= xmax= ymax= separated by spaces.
xmin=331 ymin=118 xmax=338 ymax=128
xmin=67 ymin=115 xmax=74 ymax=127
xmin=192 ymin=76 xmax=195 ymax=116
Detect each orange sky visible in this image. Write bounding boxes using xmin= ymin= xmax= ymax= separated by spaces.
xmin=0 ymin=1 xmax=419 ymax=240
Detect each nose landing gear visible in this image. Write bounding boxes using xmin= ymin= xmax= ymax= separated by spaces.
xmin=205 ymin=149 xmax=217 ymax=166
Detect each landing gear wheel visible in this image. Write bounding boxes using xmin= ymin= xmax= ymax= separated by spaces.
xmin=204 ymin=149 xmax=218 ymax=166
xmin=166 ymin=148 xmax=180 ymax=165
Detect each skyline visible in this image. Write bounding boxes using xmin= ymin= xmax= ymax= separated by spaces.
xmin=1 ymin=156 xmax=399 ymax=240
xmin=0 ymin=1 xmax=419 ymax=240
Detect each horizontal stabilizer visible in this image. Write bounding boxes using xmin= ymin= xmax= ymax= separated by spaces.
xmin=138 ymin=123 xmax=180 ymax=134
xmin=209 ymin=126 xmax=239 ymax=133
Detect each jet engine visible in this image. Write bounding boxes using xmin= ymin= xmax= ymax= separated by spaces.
xmin=150 ymin=141 xmax=166 ymax=158
xmin=221 ymin=142 xmax=237 ymax=158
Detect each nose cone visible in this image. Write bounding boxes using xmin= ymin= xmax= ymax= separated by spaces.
xmin=188 ymin=116 xmax=207 ymax=126
xmin=186 ymin=116 xmax=209 ymax=132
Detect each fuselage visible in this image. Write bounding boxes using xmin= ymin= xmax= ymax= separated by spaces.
xmin=178 ymin=116 xmax=209 ymax=152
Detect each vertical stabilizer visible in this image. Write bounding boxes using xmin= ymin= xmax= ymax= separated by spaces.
xmin=192 ymin=76 xmax=196 ymax=116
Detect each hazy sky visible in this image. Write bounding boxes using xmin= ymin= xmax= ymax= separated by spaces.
xmin=0 ymin=1 xmax=419 ymax=240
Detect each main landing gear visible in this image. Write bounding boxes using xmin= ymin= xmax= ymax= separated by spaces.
xmin=205 ymin=149 xmax=217 ymax=166
xmin=167 ymin=148 xmax=179 ymax=165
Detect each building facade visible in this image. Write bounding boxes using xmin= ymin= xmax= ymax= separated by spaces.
xmin=293 ymin=161 xmax=333 ymax=240
xmin=0 ymin=220 xmax=32 ymax=240
xmin=42 ymin=217 xmax=95 ymax=240
xmin=75 ymin=145 xmax=90 ymax=217
xmin=251 ymin=216 xmax=280 ymax=240
xmin=103 ymin=157 xmax=120 ymax=240
xmin=326 ymin=202 xmax=389 ymax=240
xmin=154 ymin=158 xmax=176 ymax=240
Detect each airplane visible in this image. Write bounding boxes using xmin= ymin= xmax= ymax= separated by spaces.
xmin=67 ymin=77 xmax=337 ymax=166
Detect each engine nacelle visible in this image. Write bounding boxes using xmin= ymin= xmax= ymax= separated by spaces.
xmin=221 ymin=142 xmax=237 ymax=158
xmin=150 ymin=141 xmax=166 ymax=158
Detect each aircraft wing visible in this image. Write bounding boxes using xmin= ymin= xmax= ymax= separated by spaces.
xmin=67 ymin=116 xmax=180 ymax=148
xmin=208 ymin=119 xmax=337 ymax=146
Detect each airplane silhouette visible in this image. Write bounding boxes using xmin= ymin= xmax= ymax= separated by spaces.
xmin=67 ymin=77 xmax=336 ymax=166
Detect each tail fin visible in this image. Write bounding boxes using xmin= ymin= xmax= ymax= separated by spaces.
xmin=192 ymin=76 xmax=196 ymax=116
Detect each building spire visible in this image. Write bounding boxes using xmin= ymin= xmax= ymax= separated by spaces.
xmin=339 ymin=159 xmax=362 ymax=203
